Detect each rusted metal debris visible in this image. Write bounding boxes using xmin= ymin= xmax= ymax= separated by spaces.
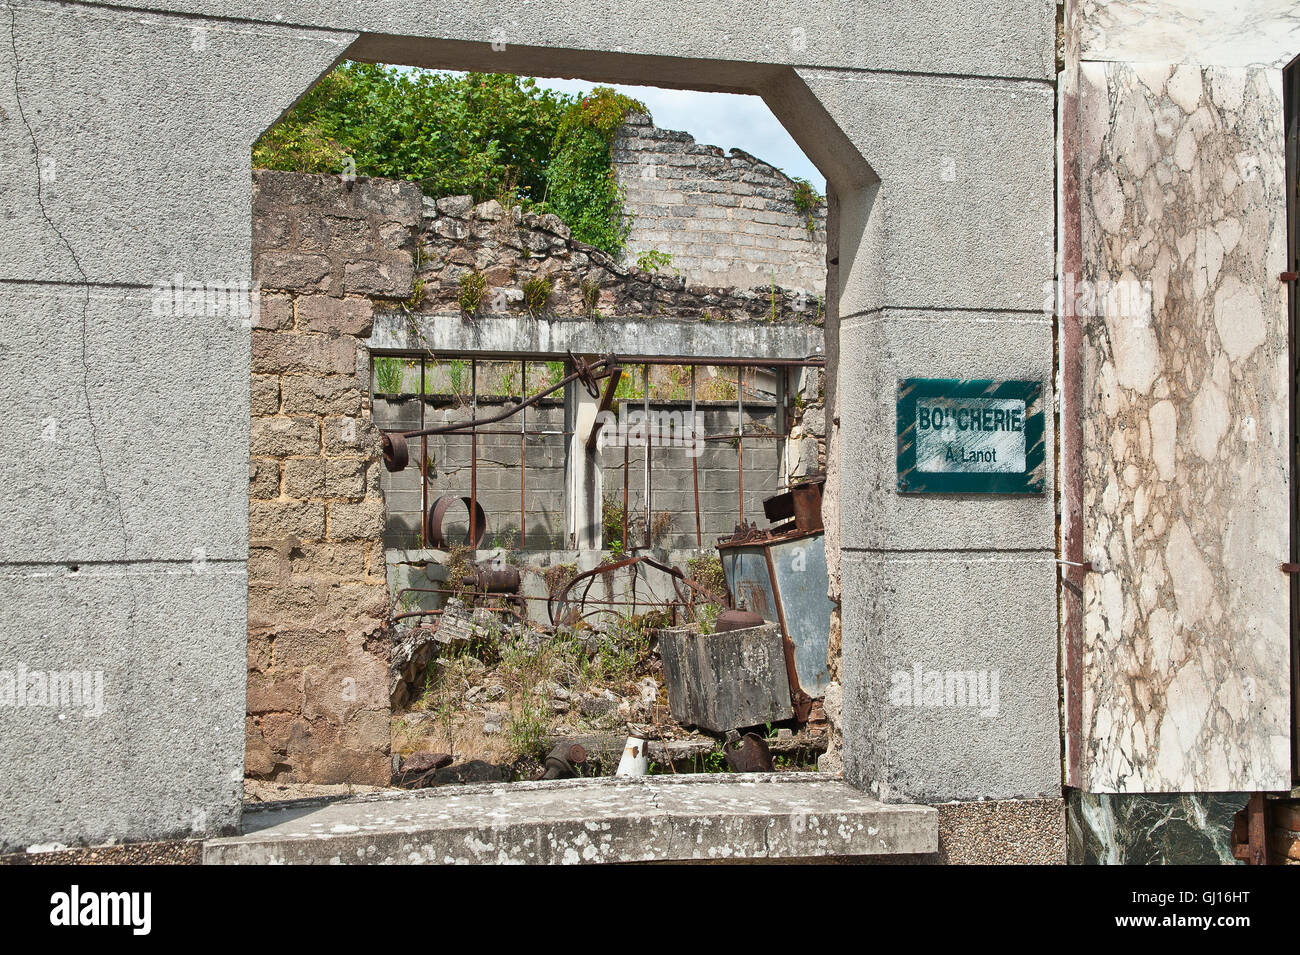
xmin=723 ymin=731 xmax=774 ymax=773
xmin=717 ymin=476 xmax=831 ymax=723
xmin=541 ymin=742 xmax=589 ymax=780
xmin=1232 ymin=793 xmax=1271 ymax=865
xmin=546 ymin=554 xmax=730 ymax=628
xmin=715 ymin=608 xmax=764 ymax=632
xmin=380 ymin=352 xmax=622 ymax=473
xmin=425 ymin=494 xmax=488 ymax=549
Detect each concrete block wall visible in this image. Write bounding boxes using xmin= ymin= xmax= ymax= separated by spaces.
xmin=245 ymin=171 xmax=423 ymax=785
xmin=619 ymin=404 xmax=783 ymax=550
xmin=373 ymin=396 xmax=568 ymax=549
xmin=614 ymin=114 xmax=828 ymax=296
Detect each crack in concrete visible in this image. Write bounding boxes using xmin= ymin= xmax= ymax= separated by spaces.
xmin=8 ymin=6 xmax=136 ymax=564
xmin=8 ymin=8 xmax=143 ymax=772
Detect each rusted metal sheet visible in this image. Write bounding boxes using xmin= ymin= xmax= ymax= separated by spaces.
xmin=718 ymin=529 xmax=833 ymax=704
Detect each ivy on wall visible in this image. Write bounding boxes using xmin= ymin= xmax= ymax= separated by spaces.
xmin=544 ymin=87 xmax=648 ymax=256
xmin=252 ymin=63 xmax=648 ymax=257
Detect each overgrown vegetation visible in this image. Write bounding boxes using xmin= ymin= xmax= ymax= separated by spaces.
xmin=791 ymin=177 xmax=824 ymax=233
xmin=254 ymin=65 xmax=649 ymax=256
xmin=543 ymin=87 xmax=648 ymax=255
xmin=634 ymin=249 xmax=676 ymax=275
xmin=522 ymin=275 xmax=553 ymax=316
xmin=458 ymin=271 xmax=487 ymax=314
xmin=373 ymin=356 xmax=407 ymax=394
xmin=254 ymin=65 xmax=568 ymax=208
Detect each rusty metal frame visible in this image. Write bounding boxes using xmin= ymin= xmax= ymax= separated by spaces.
xmin=372 ymin=352 xmax=826 ymax=554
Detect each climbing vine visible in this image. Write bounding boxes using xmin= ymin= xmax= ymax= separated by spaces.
xmin=543 ymin=87 xmax=648 ymax=256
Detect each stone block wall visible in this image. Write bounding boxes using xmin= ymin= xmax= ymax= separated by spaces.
xmin=613 ymin=113 xmax=828 ymax=296
xmin=246 ymin=171 xmax=421 ymax=785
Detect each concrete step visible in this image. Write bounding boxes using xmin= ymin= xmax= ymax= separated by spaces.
xmin=204 ymin=774 xmax=936 ymax=864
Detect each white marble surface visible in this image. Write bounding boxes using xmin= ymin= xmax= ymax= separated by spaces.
xmin=1076 ymin=61 xmax=1291 ymax=792
xmin=1081 ymin=0 xmax=1300 ymax=69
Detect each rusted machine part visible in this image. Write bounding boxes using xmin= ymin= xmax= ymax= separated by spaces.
xmin=546 ymin=554 xmax=730 ymax=627
xmin=541 ymin=742 xmax=588 ymax=780
xmin=763 ymin=476 xmax=825 ymax=534
xmin=460 ymin=563 xmax=521 ymax=594
xmin=425 ymin=494 xmax=488 ymax=549
xmin=723 ymin=731 xmax=774 ymax=773
xmin=715 ymin=609 xmax=765 ymax=633
xmin=570 ymin=351 xmax=607 ymax=399
xmin=381 ymin=431 xmax=409 ymax=473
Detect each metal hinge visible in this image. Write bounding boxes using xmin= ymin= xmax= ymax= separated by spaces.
xmin=1281 ymin=271 xmax=1299 ymax=282
xmin=1280 ymin=562 xmax=1300 ymax=575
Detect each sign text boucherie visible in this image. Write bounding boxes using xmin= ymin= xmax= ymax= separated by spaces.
xmin=896 ymin=378 xmax=1045 ymax=494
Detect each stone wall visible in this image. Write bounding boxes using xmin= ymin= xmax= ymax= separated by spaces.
xmin=246 ymin=171 xmax=421 ymax=785
xmin=415 ymin=194 xmax=824 ymax=324
xmin=614 ymin=113 xmax=828 ymax=296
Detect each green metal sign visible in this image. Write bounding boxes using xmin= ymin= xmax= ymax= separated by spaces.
xmin=896 ymin=378 xmax=1045 ymax=494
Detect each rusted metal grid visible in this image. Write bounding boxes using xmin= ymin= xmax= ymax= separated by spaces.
xmin=370 ymin=351 xmax=824 ymax=557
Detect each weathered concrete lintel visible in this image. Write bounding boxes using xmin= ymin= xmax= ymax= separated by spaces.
xmin=203 ymin=775 xmax=937 ymax=864
xmin=371 ymin=311 xmax=824 ymax=361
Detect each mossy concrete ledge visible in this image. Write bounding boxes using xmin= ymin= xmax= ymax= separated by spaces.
xmin=202 ymin=775 xmax=937 ymax=864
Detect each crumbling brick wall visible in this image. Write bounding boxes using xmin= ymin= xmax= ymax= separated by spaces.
xmin=245 ymin=171 xmax=421 ymax=785
xmin=613 ymin=113 xmax=828 ymax=296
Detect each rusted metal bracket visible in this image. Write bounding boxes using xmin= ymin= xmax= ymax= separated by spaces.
xmin=1280 ymin=271 xmax=1298 ymax=282
xmin=1281 ymin=562 xmax=1300 ymax=574
xmin=1231 ymin=793 xmax=1270 ymax=864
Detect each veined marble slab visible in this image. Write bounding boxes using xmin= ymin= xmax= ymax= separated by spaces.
xmin=1074 ymin=61 xmax=1291 ymax=792
xmin=1081 ymin=1 xmax=1300 ymax=69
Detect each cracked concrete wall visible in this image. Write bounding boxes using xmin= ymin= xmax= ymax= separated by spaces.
xmin=1 ymin=0 xmax=1060 ymax=847
xmin=0 ymin=3 xmax=352 ymax=851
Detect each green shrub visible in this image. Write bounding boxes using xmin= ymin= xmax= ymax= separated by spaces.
xmin=458 ymin=271 xmax=487 ymax=314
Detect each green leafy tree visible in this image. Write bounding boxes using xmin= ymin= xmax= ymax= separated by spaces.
xmin=254 ymin=66 xmax=650 ymax=256
xmin=254 ymin=64 xmax=573 ymax=206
